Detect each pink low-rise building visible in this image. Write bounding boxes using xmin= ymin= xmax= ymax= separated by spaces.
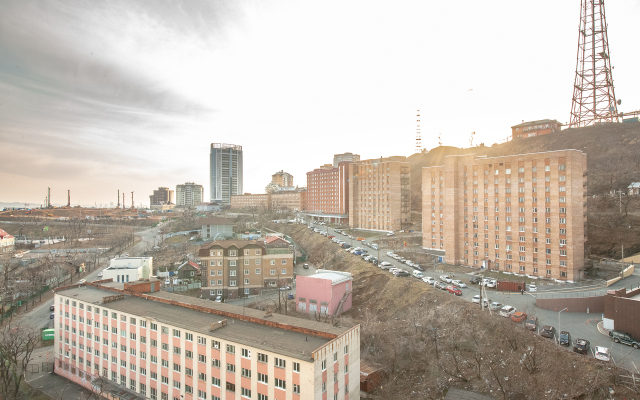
xmin=297 ymin=270 xmax=353 ymax=316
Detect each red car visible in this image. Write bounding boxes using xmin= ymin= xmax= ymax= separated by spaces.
xmin=446 ymin=286 xmax=462 ymax=295
xmin=327 ymin=235 xmax=335 ymax=239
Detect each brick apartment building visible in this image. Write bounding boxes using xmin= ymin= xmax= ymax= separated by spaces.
xmin=230 ymin=193 xmax=270 ymax=210
xmin=511 ymin=119 xmax=562 ymax=140
xmin=422 ymin=150 xmax=587 ymax=282
xmin=271 ymin=190 xmax=306 ymax=212
xmin=150 ymin=187 xmax=174 ymax=205
xmin=306 ymin=163 xmax=351 ymax=224
xmin=198 ymin=240 xmax=294 ymax=300
xmin=53 ymin=280 xmax=360 ymax=400
xmin=348 ymin=156 xmax=411 ymax=232
xmin=230 ymin=191 xmax=306 ymax=212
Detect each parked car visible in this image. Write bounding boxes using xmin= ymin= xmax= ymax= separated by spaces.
xmin=435 ymin=282 xmax=448 ymax=290
xmin=413 ymin=264 xmax=425 ymax=271
xmin=499 ymin=306 xmax=516 ymax=318
xmin=356 ymin=237 xmax=365 ymax=241
xmin=412 ymin=270 xmax=424 ymax=279
xmin=387 ymin=251 xmax=395 ymax=257
xmin=50 ymin=313 xmax=55 ymax=319
xmin=609 ymin=330 xmax=640 ymax=348
xmin=528 ymin=284 xmax=537 ymax=292
xmin=387 ymin=232 xmax=394 ymax=236
xmin=278 ymin=286 xmax=292 ymax=291
xmin=488 ymin=302 xmax=503 ymax=311
xmin=78 ymin=279 xmax=86 ymax=284
xmin=439 ymin=275 xmax=452 ymax=283
xmin=396 ymin=271 xmax=410 ymax=277
xmin=482 ymin=279 xmax=497 ymax=288
xmin=452 ymin=280 xmax=467 ymax=288
xmin=446 ymin=286 xmax=462 ymax=296
xmin=525 ymin=316 xmax=538 ymax=331
xmin=303 ymin=264 xmax=309 ymax=269
xmin=371 ymin=244 xmax=379 ymax=250
xmin=511 ymin=311 xmax=527 ymax=323
xmin=540 ymin=325 xmax=556 ymax=339
xmin=473 ymin=296 xmax=491 ymax=307
xmin=559 ymin=331 xmax=571 ymax=346
xmin=214 ymin=295 xmax=222 ymax=302
xmin=469 ymin=277 xmax=482 ymax=285
xmin=594 ymin=346 xmax=611 ymax=362
xmin=49 ymin=305 xmax=55 ymax=311
xmin=422 ymin=277 xmax=435 ymax=284
xmin=573 ymin=338 xmax=591 ymax=354
xmin=379 ymin=262 xmax=392 ymax=269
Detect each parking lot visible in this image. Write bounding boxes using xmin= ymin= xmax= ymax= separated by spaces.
xmin=308 ymin=221 xmax=640 ymax=371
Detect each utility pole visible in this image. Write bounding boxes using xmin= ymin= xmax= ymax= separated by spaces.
xmin=558 ymin=308 xmax=568 ymax=344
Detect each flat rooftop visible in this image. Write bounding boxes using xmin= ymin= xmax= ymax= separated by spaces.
xmin=309 ymin=270 xmax=352 ymax=285
xmin=58 ymin=285 xmax=350 ymax=361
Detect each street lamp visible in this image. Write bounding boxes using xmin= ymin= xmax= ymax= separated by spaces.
xmin=558 ymin=308 xmax=568 ymax=343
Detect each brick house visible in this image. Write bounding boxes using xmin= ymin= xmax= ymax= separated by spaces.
xmin=199 ymin=240 xmax=294 ymax=300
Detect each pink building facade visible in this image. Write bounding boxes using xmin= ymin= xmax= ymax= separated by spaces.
xmin=296 ymin=270 xmax=353 ymax=317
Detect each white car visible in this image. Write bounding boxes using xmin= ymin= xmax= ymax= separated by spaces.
xmin=472 ymin=295 xmax=482 ymax=304
xmin=440 ymin=275 xmax=452 ymax=283
xmin=422 ymin=277 xmax=435 ymax=284
xmin=386 ymin=251 xmax=394 ymax=257
xmin=594 ymin=346 xmax=611 ymax=362
xmin=97 ymin=272 xmax=103 ymax=277
xmin=387 ymin=232 xmax=394 ymax=236
xmin=78 ymin=279 xmax=86 ymax=284
xmin=451 ymin=280 xmax=466 ymax=288
xmin=389 ymin=268 xmax=402 ymax=274
xmin=379 ymin=262 xmax=392 ymax=270
xmin=499 ymin=306 xmax=516 ymax=318
xmin=528 ymin=284 xmax=538 ymax=292
xmin=482 ymin=279 xmax=497 ymax=288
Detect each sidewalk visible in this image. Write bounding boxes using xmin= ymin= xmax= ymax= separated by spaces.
xmin=26 ymin=346 xmax=96 ymax=400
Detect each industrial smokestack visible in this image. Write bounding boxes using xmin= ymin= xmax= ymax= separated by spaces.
xmin=117 ymin=190 xmax=120 ymax=208
xmin=48 ymin=187 xmax=51 ymax=208
xmin=68 ymin=190 xmax=70 ymax=207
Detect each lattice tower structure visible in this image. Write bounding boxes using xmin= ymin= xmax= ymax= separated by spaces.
xmin=569 ymin=0 xmax=619 ymax=127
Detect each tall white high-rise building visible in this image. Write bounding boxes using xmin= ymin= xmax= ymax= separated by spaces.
xmin=210 ymin=143 xmax=243 ymax=204
xmin=176 ymin=182 xmax=204 ymax=207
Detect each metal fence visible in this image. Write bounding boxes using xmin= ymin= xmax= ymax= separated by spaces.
xmin=164 ymin=282 xmax=201 ymax=292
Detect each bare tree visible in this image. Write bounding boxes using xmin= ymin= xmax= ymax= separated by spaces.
xmin=0 ymin=324 xmax=40 ymax=399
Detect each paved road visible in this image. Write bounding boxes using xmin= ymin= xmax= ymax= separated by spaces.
xmin=308 ymin=222 xmax=640 ymax=371
xmin=17 ymin=224 xmax=162 ymax=332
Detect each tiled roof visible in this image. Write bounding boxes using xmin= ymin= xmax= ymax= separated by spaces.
xmin=0 ymin=229 xmax=14 ymax=240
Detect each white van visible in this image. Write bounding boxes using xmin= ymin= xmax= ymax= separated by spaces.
xmin=412 ymin=270 xmax=424 ymax=279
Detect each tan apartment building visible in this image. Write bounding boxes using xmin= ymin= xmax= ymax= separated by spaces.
xmin=230 ymin=193 xmax=269 ymax=210
xmin=272 ymin=170 xmax=294 ymax=187
xmin=333 ymin=153 xmax=360 ymax=167
xmin=422 ymin=150 xmax=587 ymax=282
xmin=199 ymin=240 xmax=294 ymax=300
xmin=271 ymin=190 xmax=307 ymax=211
xmin=306 ymin=163 xmax=351 ymax=224
xmin=53 ymin=280 xmax=360 ymax=400
xmin=348 ymin=156 xmax=411 ymax=232
xmin=231 ymin=191 xmax=306 ymax=212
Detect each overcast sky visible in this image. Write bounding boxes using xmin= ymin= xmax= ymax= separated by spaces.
xmin=1 ymin=0 xmax=639 ymax=207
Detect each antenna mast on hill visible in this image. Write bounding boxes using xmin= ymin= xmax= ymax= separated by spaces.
xmin=469 ymin=131 xmax=475 ymax=147
xmin=415 ymin=110 xmax=422 ymax=153
xmin=438 ymin=133 xmax=442 ymax=147
xmin=569 ymin=0 xmax=620 ymax=127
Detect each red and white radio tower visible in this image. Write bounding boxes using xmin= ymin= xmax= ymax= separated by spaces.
xmin=569 ymin=0 xmax=620 ymax=128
